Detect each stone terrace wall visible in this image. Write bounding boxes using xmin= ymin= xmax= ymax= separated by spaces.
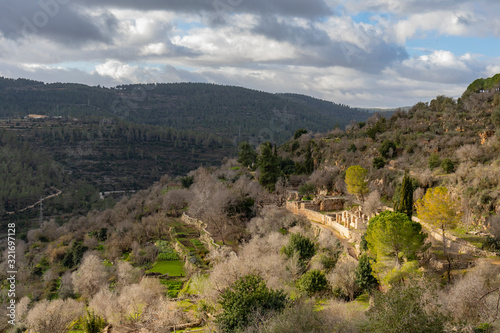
xmin=286 ymin=201 xmax=353 ymax=238
xmin=181 ymin=213 xmax=220 ymax=252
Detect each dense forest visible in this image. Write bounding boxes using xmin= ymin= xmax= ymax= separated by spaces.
xmin=0 ymin=74 xmax=500 ymax=332
xmin=0 ymin=77 xmax=381 ymax=143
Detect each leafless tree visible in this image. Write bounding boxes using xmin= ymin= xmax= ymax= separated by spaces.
xmin=72 ymin=254 xmax=109 ymax=300
xmin=443 ymin=260 xmax=500 ymax=328
xmin=328 ymin=255 xmax=360 ymax=301
xmin=59 ymin=271 xmax=75 ymax=299
xmin=26 ymin=299 xmax=84 ymax=333
xmin=116 ymin=261 xmax=143 ymax=291
xmin=456 ymin=144 xmax=483 ymax=163
xmin=363 ymin=190 xmax=381 ymax=218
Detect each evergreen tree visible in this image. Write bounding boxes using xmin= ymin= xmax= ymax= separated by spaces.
xmin=237 ymin=142 xmax=257 ymax=168
xmin=396 ymin=171 xmax=414 ymax=219
xmin=366 ymin=211 xmax=427 ymax=267
xmin=305 ymin=141 xmax=314 ymax=174
xmin=258 ymin=142 xmax=280 ymax=192
xmin=355 ymin=254 xmax=379 ymax=293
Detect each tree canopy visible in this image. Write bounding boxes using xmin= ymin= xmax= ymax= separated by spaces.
xmin=216 ymin=275 xmax=287 ymax=332
xmin=415 ymin=187 xmax=462 ymax=235
xmin=366 ymin=211 xmax=427 ymax=267
xmin=345 ymin=165 xmax=369 ymax=201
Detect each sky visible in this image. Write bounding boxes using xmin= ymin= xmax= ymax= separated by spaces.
xmin=0 ymin=0 xmax=499 ymax=108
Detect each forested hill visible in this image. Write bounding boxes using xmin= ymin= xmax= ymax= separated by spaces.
xmin=276 ymin=73 xmax=500 ymax=218
xmin=0 ymin=77 xmax=375 ymax=143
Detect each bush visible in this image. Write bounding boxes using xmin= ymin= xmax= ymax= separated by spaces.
xmin=297 ymin=269 xmax=329 ymax=295
xmin=181 ymin=175 xmax=195 ymax=188
xmin=80 ymin=309 xmax=106 ymax=333
xmin=282 ymin=233 xmax=316 ymax=263
xmin=157 ymin=252 xmax=179 ymax=261
xmin=294 ymin=129 xmax=308 ymax=139
xmin=216 ymin=275 xmax=287 ymax=332
xmin=298 ymin=183 xmax=316 ymax=198
xmin=441 ymin=158 xmax=455 ymax=174
xmin=347 ymin=144 xmax=357 ymax=152
xmin=373 ymin=157 xmax=385 ymax=169
xmin=428 ymin=153 xmax=441 ymax=170
xmin=366 ymin=284 xmax=446 ymax=333
xmin=379 ymin=141 xmax=396 ymax=159
xmin=355 ymin=254 xmax=378 ymax=293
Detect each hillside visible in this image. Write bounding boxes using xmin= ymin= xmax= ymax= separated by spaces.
xmin=2 ymin=74 xmax=500 ymax=332
xmin=0 ymin=78 xmax=375 ymax=144
xmin=277 ymin=74 xmax=500 ymax=222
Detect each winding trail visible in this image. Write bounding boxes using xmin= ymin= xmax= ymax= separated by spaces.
xmin=6 ymin=187 xmax=62 ymax=215
xmin=309 ymin=220 xmax=358 ymax=260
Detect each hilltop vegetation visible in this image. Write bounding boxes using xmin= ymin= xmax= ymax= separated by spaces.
xmin=0 ymin=78 xmax=378 ymax=144
xmin=275 ymin=77 xmax=500 ymax=221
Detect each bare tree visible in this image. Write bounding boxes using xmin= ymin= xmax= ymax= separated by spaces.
xmin=26 ymin=299 xmax=84 ymax=333
xmin=327 ymin=255 xmax=360 ymax=301
xmin=116 ymin=261 xmax=143 ymax=290
xmin=443 ymin=260 xmax=500 ymax=328
xmin=455 ymin=144 xmax=482 ymax=163
xmin=363 ymin=190 xmax=381 ymax=218
xmin=72 ymin=254 xmax=109 ymax=300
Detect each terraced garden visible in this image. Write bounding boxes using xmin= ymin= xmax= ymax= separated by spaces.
xmin=146 ymin=219 xmax=211 ymax=298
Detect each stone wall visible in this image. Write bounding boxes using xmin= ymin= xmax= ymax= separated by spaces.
xmin=325 ymin=215 xmax=350 ymax=238
xmin=318 ymin=197 xmax=345 ymax=211
xmin=383 ymin=207 xmax=496 ymax=257
xmin=181 ymin=213 xmax=220 ymax=252
xmin=285 ymin=200 xmax=364 ymax=239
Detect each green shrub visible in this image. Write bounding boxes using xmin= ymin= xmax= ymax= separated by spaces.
xmin=294 ymin=129 xmax=308 ymax=139
xmin=355 ymin=254 xmax=378 ymax=292
xmin=379 ymin=141 xmax=396 ymax=158
xmin=157 ymin=252 xmax=179 ymax=261
xmin=296 ymin=269 xmax=329 ymax=295
xmin=298 ymin=183 xmax=316 ymax=197
xmin=181 ymin=175 xmax=194 ymax=188
xmin=428 ymin=153 xmax=441 ymax=170
xmin=216 ymin=275 xmax=287 ymax=332
xmin=373 ymin=157 xmax=385 ymax=169
xmin=80 ymin=309 xmax=106 ymax=333
xmin=282 ymin=233 xmax=316 ymax=263
xmin=441 ymin=158 xmax=455 ymax=174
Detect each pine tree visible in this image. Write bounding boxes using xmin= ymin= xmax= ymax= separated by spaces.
xmin=237 ymin=142 xmax=257 ymax=169
xmin=258 ymin=142 xmax=280 ymax=192
xmin=396 ymin=171 xmax=414 ymax=219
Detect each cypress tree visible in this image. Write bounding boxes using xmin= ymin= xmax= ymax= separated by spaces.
xmin=305 ymin=141 xmax=314 ymax=174
xmin=258 ymin=142 xmax=280 ymax=192
xmin=396 ymin=171 xmax=414 ymax=219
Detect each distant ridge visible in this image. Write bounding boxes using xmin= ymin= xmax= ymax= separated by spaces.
xmin=0 ymin=77 xmax=376 ymax=143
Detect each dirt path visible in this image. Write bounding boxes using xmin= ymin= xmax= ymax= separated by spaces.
xmin=6 ymin=187 xmax=62 ymax=215
xmin=310 ymin=220 xmax=358 ymax=260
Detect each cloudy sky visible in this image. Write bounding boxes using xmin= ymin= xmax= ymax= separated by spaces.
xmin=0 ymin=0 xmax=499 ymax=107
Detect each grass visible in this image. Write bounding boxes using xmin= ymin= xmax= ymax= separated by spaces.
xmin=451 ymin=226 xmax=488 ymax=249
xmin=160 ymin=279 xmax=185 ymax=298
xmin=148 ymin=260 xmax=185 ymax=276
xmin=354 ymin=293 xmax=370 ymax=310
